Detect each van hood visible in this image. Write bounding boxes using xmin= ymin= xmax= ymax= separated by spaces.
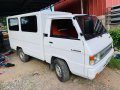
xmin=85 ymin=33 xmax=113 ymax=55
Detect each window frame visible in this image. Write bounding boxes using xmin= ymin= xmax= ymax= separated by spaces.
xmin=8 ymin=17 xmax=19 ymax=31
xmin=50 ymin=19 xmax=79 ymax=40
xmin=20 ymin=15 xmax=38 ymax=33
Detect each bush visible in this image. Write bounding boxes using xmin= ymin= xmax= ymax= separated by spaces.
xmin=109 ymin=28 xmax=120 ymax=51
xmin=107 ymin=57 xmax=120 ymax=69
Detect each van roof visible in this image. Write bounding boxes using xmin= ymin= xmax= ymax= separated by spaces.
xmin=7 ymin=11 xmax=71 ymax=18
xmin=7 ymin=11 xmax=88 ymax=18
xmin=73 ymin=14 xmax=88 ymax=17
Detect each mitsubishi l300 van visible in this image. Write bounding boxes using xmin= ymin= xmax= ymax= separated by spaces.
xmin=7 ymin=11 xmax=114 ymax=82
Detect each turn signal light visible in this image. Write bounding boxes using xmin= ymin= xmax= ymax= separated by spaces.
xmin=89 ymin=56 xmax=95 ymax=61
xmin=89 ymin=56 xmax=95 ymax=65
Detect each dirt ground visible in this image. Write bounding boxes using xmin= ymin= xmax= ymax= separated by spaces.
xmin=0 ymin=53 xmax=120 ymax=90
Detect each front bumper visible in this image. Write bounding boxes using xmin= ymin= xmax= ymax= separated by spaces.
xmin=87 ymin=49 xmax=114 ymax=80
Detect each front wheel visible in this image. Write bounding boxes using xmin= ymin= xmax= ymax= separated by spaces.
xmin=18 ymin=48 xmax=30 ymax=62
xmin=54 ymin=58 xmax=70 ymax=82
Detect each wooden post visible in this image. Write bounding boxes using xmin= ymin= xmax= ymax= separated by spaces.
xmin=81 ymin=0 xmax=84 ymax=14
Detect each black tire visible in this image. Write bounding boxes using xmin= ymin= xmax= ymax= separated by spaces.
xmin=18 ymin=48 xmax=30 ymax=62
xmin=54 ymin=58 xmax=70 ymax=82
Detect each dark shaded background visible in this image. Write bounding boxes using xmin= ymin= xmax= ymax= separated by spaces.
xmin=0 ymin=0 xmax=59 ymax=16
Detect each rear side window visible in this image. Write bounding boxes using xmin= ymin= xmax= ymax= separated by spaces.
xmin=8 ymin=18 xmax=19 ymax=31
xmin=20 ymin=16 xmax=37 ymax=32
xmin=50 ymin=19 xmax=78 ymax=39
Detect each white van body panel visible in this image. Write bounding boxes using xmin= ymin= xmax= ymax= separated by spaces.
xmin=7 ymin=12 xmax=45 ymax=60
xmin=86 ymin=33 xmax=113 ymax=55
xmin=87 ymin=48 xmax=114 ymax=79
xmin=43 ymin=17 xmax=86 ymax=76
xmin=83 ymin=33 xmax=113 ymax=78
xmin=7 ymin=11 xmax=114 ymax=80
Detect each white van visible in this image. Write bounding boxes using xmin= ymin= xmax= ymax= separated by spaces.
xmin=7 ymin=11 xmax=114 ymax=82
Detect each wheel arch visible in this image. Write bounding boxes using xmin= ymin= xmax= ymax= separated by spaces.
xmin=51 ymin=56 xmax=71 ymax=73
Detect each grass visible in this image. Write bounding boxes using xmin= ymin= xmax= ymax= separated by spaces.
xmin=107 ymin=57 xmax=120 ymax=69
xmin=109 ymin=28 xmax=120 ymax=51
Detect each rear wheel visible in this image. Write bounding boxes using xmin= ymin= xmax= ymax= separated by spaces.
xmin=18 ymin=48 xmax=30 ymax=62
xmin=54 ymin=58 xmax=70 ymax=82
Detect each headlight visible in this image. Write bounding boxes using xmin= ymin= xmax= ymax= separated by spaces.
xmin=94 ymin=53 xmax=101 ymax=63
xmin=89 ymin=44 xmax=112 ymax=65
xmin=89 ymin=53 xmax=101 ymax=65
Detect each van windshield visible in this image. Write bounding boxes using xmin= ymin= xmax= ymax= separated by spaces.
xmin=75 ymin=15 xmax=107 ymax=40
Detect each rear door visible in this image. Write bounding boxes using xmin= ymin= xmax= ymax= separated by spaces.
xmin=44 ymin=18 xmax=85 ymax=76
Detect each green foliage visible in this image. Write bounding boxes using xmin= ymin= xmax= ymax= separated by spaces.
xmin=109 ymin=28 xmax=120 ymax=50
xmin=0 ymin=17 xmax=6 ymax=26
xmin=107 ymin=57 xmax=120 ymax=69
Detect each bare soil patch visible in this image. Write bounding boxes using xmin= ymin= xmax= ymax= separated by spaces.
xmin=0 ymin=53 xmax=120 ymax=90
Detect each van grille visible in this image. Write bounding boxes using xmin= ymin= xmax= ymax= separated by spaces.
xmin=100 ymin=44 xmax=112 ymax=60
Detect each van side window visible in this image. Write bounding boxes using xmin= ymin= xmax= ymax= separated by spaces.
xmin=8 ymin=18 xmax=19 ymax=31
xmin=50 ymin=19 xmax=78 ymax=39
xmin=20 ymin=16 xmax=37 ymax=32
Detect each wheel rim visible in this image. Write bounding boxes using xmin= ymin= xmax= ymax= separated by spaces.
xmin=55 ymin=64 xmax=62 ymax=78
xmin=19 ymin=50 xmax=25 ymax=60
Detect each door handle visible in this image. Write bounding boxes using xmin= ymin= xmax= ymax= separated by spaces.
xmin=71 ymin=49 xmax=81 ymax=52
xmin=49 ymin=41 xmax=53 ymax=44
xmin=44 ymin=33 xmax=48 ymax=37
